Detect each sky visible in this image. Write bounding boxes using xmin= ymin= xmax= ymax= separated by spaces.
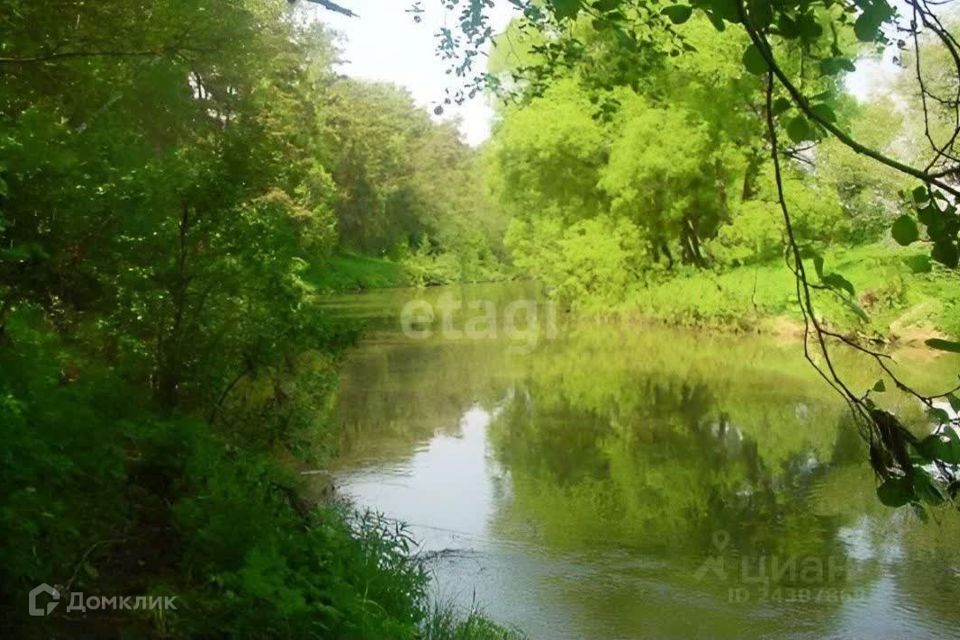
xmin=305 ymin=1 xmax=901 ymax=146
xmin=306 ymin=0 xmax=518 ymax=146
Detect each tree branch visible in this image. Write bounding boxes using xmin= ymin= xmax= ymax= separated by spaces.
xmin=737 ymin=0 xmax=960 ymax=199
xmin=300 ymin=0 xmax=358 ymax=18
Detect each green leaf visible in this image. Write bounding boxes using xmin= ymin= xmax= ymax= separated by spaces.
xmin=661 ymin=5 xmax=693 ymax=24
xmin=797 ymin=13 xmax=823 ymax=41
xmin=809 ymin=103 xmax=836 ymax=123
xmin=820 ymin=57 xmax=856 ymax=76
xmin=771 ymin=97 xmax=792 ymax=116
xmin=891 ymin=215 xmax=920 ymax=246
xmin=747 ymin=0 xmax=772 ymax=28
xmin=840 ymin=296 xmax=870 ymax=323
xmin=905 ymin=254 xmax=932 ymax=274
xmin=822 ymin=272 xmax=855 ymax=297
xmin=947 ymin=393 xmax=960 ymax=413
xmin=742 ymin=44 xmax=768 ymax=75
xmin=872 ymin=379 xmax=886 ymax=393
xmin=929 ymin=407 xmax=952 ymax=425
xmin=705 ymin=10 xmax=726 ymax=31
xmin=812 ymin=253 xmax=825 ymax=279
xmin=549 ymin=0 xmax=582 ymax=20
xmin=786 ymin=116 xmax=812 ymax=143
xmin=777 ymin=14 xmax=800 ymax=39
xmin=914 ymin=469 xmax=946 ymax=506
xmin=877 ymin=477 xmax=915 ymax=507
xmin=854 ymin=3 xmax=892 ymax=43
xmin=932 ymin=240 xmax=959 ymax=268
xmin=925 ymin=338 xmax=960 ymax=353
xmin=912 ymin=185 xmax=929 ymax=203
xmin=916 ymin=430 xmax=960 ymax=464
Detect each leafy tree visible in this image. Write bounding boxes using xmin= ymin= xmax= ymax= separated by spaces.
xmin=435 ymin=0 xmax=960 ymax=510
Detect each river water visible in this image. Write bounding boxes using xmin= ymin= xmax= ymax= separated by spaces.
xmin=325 ymin=282 xmax=960 ymax=640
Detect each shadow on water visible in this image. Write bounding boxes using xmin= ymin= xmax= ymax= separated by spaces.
xmin=328 ymin=283 xmax=960 ymax=640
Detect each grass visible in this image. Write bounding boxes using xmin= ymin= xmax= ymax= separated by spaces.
xmin=623 ymin=243 xmax=960 ymax=339
xmin=422 ymin=603 xmax=526 ymax=640
xmin=305 ymin=251 xmax=408 ymax=292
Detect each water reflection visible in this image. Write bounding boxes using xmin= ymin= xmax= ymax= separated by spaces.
xmin=330 ymin=284 xmax=960 ymax=639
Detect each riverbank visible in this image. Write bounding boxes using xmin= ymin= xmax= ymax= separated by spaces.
xmin=613 ymin=244 xmax=960 ymax=343
xmin=305 ymin=252 xmax=410 ymax=292
xmin=305 ymin=251 xmax=511 ymax=293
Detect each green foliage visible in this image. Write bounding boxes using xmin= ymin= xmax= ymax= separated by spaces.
xmin=505 ymin=215 xmax=644 ymax=308
xmin=484 ymin=12 xmax=891 ymax=291
xmin=306 ymin=252 xmax=409 ymax=292
xmin=325 ymin=81 xmax=504 ymax=270
xmin=0 ymin=1 xmax=513 ymax=636
xmin=491 ymin=79 xmax=609 ymax=225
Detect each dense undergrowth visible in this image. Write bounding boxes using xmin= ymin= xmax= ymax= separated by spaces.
xmin=0 ymin=308 xmax=518 ymax=639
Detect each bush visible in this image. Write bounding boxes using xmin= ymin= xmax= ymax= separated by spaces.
xmin=506 ymin=215 xmax=647 ymax=309
xmin=0 ymin=312 xmax=512 ymax=639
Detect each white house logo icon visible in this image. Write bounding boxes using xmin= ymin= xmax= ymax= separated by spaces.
xmin=28 ymin=583 xmax=60 ymax=617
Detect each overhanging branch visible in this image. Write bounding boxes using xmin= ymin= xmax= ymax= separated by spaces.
xmin=300 ymin=0 xmax=358 ymax=18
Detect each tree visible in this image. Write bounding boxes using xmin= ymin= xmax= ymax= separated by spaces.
xmin=437 ymin=0 xmax=960 ymax=511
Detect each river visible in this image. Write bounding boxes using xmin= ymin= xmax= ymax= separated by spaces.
xmin=324 ymin=282 xmax=960 ymax=640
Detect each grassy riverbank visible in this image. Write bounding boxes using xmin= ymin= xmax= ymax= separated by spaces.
xmin=621 ymin=244 xmax=960 ymax=341
xmin=306 ymin=252 xmax=410 ymax=292
xmin=305 ymin=250 xmax=510 ymax=293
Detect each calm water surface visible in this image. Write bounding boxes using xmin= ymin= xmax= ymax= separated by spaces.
xmin=326 ymin=283 xmax=960 ymax=640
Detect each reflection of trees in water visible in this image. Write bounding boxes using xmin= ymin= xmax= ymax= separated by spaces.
xmin=483 ymin=368 xmax=903 ymax=634
xmin=488 ymin=367 xmax=861 ymax=569
xmin=334 ymin=337 xmax=516 ymax=463
xmin=331 ymin=309 xmax=960 ymax=632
